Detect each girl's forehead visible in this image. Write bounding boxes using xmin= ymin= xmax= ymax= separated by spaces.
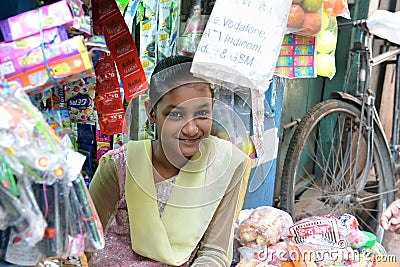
xmin=159 ymin=84 xmax=212 ymax=104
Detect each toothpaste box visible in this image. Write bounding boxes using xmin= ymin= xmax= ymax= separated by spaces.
xmin=0 ymin=35 xmax=86 ymax=78
xmin=0 ymin=0 xmax=74 ymax=41
xmin=0 ymin=26 xmax=68 ymax=62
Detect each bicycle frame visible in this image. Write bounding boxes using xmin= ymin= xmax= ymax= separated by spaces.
xmin=338 ymin=20 xmax=400 ymax=195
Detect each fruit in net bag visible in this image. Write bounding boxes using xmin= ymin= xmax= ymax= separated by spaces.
xmin=317 ymin=30 xmax=337 ymax=54
xmin=316 ymin=53 xmax=335 ymax=77
xmin=303 ymin=0 xmax=323 ymax=12
xmin=287 ymin=4 xmax=305 ymax=29
xmin=324 ymin=0 xmax=349 ymax=17
xmin=300 ymin=12 xmax=322 ymax=35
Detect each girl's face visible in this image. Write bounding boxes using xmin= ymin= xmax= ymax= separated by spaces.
xmin=152 ymin=83 xmax=213 ymax=159
xmin=192 ymin=5 xmax=202 ymax=18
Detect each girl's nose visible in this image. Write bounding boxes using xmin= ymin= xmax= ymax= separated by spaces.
xmin=181 ymin=119 xmax=199 ymax=136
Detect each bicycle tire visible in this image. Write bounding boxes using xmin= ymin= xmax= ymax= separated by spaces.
xmin=281 ymin=99 xmax=395 ymax=243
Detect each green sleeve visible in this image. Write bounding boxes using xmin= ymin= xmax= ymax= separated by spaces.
xmin=89 ymin=153 xmax=120 ymax=232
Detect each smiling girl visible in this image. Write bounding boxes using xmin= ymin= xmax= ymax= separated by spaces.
xmin=88 ymin=55 xmax=251 ymax=266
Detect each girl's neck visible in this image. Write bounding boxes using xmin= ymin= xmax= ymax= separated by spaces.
xmin=151 ymin=140 xmax=188 ymax=182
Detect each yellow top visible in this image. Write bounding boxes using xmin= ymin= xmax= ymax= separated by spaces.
xmin=89 ymin=135 xmax=251 ymax=266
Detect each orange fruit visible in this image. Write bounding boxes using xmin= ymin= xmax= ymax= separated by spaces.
xmin=287 ymin=4 xmax=306 ymax=29
xmin=323 ymin=0 xmax=334 ymax=12
xmin=299 ymin=12 xmax=322 ymax=35
xmin=333 ymin=0 xmax=346 ymax=15
xmin=324 ymin=0 xmax=347 ymax=16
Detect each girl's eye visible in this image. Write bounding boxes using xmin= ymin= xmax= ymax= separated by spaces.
xmin=195 ymin=110 xmax=210 ymax=118
xmin=167 ymin=111 xmax=183 ymax=118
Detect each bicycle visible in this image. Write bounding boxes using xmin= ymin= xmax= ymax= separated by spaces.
xmin=280 ymin=14 xmax=400 ymax=243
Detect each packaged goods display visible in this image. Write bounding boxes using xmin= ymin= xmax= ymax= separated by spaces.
xmin=2 ymin=0 xmax=390 ymax=267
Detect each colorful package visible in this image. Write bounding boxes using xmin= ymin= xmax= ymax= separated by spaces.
xmin=157 ymin=0 xmax=176 ymax=61
xmin=0 ymin=0 xmax=74 ymax=41
xmin=275 ymin=34 xmax=316 ymax=78
xmin=0 ymin=26 xmax=68 ymax=63
xmin=5 ymin=36 xmax=93 ymax=92
xmin=92 ymin=0 xmax=148 ymax=101
xmin=96 ymin=142 xmax=111 ymax=160
xmin=95 ymin=88 xmax=124 ymax=114
xmin=1 ymin=36 xmax=90 ymax=79
xmin=94 ymin=52 xmax=120 ymax=95
xmin=98 ymin=110 xmax=126 ymax=135
xmin=140 ymin=17 xmax=158 ymax=80
xmin=65 ymin=76 xmax=96 ymax=125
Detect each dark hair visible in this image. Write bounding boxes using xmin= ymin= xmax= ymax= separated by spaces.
xmin=152 ymin=55 xmax=193 ymax=76
xmin=149 ymin=55 xmax=213 ymax=110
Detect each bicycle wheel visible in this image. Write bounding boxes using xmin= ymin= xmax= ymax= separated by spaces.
xmin=281 ymin=99 xmax=395 ymax=243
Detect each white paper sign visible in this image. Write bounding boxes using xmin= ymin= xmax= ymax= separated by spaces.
xmin=191 ymin=0 xmax=291 ymax=92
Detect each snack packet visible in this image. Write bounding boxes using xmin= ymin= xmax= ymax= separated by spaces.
xmin=237 ymin=206 xmax=293 ymax=248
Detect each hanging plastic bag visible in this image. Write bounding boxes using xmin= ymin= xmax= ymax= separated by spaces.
xmin=367 ymin=10 xmax=400 ymax=45
xmin=191 ymin=0 xmax=291 ymax=92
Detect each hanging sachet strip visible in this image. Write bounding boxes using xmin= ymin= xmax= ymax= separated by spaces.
xmin=92 ymin=0 xmax=148 ymax=101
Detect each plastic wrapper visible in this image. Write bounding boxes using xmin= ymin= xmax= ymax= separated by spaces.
xmin=70 ymin=175 xmax=104 ymax=251
xmin=236 ymin=258 xmax=273 ymax=267
xmin=0 ymin=89 xmax=66 ymax=184
xmin=286 ymin=238 xmax=357 ymax=267
xmin=176 ymin=0 xmax=211 ymax=57
xmin=236 ymin=206 xmax=293 ymax=248
xmin=139 ymin=0 xmax=158 ymax=80
xmin=323 ymin=0 xmax=350 ymax=19
xmin=237 ymin=241 xmax=289 ymax=266
xmin=289 ymin=214 xmax=368 ymax=248
xmin=315 ymin=12 xmax=337 ymax=79
xmin=287 ymin=0 xmax=324 ymax=36
xmin=157 ymin=0 xmax=176 ymax=61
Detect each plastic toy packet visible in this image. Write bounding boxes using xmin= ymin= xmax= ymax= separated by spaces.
xmin=236 ymin=206 xmax=293 ymax=249
xmin=0 ymin=87 xmax=67 ymax=184
xmin=287 ymin=0 xmax=324 ymax=36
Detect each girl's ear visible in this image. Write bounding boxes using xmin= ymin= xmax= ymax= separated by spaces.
xmin=144 ymin=100 xmax=155 ymax=124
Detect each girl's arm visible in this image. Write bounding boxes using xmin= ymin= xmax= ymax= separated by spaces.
xmin=88 ymin=154 xmax=120 ymax=234
xmin=191 ymin=158 xmax=251 ymax=266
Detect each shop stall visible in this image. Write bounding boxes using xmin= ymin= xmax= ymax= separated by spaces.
xmin=0 ymin=0 xmax=397 ymax=266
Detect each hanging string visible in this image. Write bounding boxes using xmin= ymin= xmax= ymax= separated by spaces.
xmin=37 ymin=7 xmax=55 ymax=84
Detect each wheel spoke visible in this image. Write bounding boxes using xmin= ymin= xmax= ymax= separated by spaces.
xmin=281 ymin=100 xmax=395 ymax=243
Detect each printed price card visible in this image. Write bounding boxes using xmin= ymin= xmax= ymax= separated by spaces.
xmin=191 ymin=0 xmax=291 ymax=92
